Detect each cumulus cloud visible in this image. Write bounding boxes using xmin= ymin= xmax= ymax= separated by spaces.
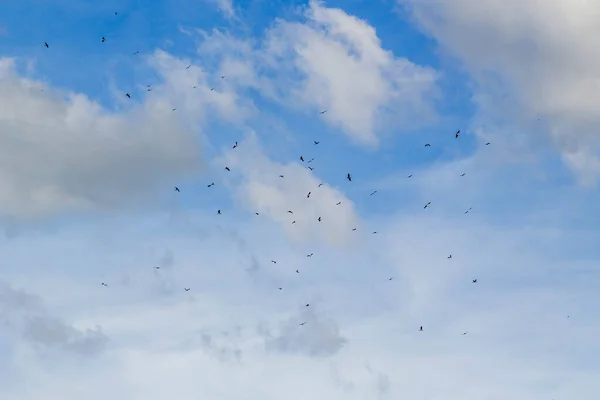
xmin=400 ymin=0 xmax=600 ymax=183
xmin=0 ymin=57 xmax=201 ymax=221
xmin=196 ymin=0 xmax=439 ymax=147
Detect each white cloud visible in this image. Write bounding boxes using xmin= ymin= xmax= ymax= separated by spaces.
xmin=195 ymin=0 xmax=439 ymax=147
xmin=400 ymin=0 xmax=600 ymax=183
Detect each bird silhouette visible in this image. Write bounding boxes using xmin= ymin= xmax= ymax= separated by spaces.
xmin=347 ymin=173 xmax=351 ymax=181
xmin=407 ymin=174 xmax=413 ymax=178
xmin=448 ymin=255 xmax=452 ymax=259
xmin=233 ymin=142 xmax=238 ymax=149
xmin=308 ymin=166 xmax=314 ymax=171
xmin=317 ymin=217 xmax=321 ymax=222
xmin=314 ymin=141 xmax=320 ymax=145
xmin=307 ymin=192 xmax=311 ymax=198
xmin=174 ymin=186 xmax=180 ymax=192
xmin=370 ymin=191 xmax=377 ymax=196
xmin=186 ymin=64 xmax=191 ymax=69
xmin=455 ymin=130 xmax=460 ymax=138
xmin=424 ymin=143 xmax=431 ymax=147
xmin=419 ymin=326 xmax=423 ymax=331
xmin=101 ymin=37 xmax=105 ymax=42
xmin=126 ymin=93 xmax=131 ymax=98
xmin=271 ymin=260 xmax=277 ymax=264
xmin=207 ymin=182 xmax=215 ymax=187
xmin=336 ymin=201 xmax=341 ymax=205
xmin=424 ymin=202 xmax=431 ymax=209
xmin=472 ymin=279 xmax=477 ymax=283
xmin=279 ymin=175 xmax=284 ymax=178
xmin=184 ymin=288 xmax=190 ymax=291
xmin=319 ymin=110 xmax=327 ymax=114
xmin=300 ymin=156 xmax=304 ymax=162
xmin=225 ymin=167 xmax=230 ymax=171
xmin=44 ymin=42 xmax=49 ymax=48
xmin=217 ymin=210 xmax=221 ymax=214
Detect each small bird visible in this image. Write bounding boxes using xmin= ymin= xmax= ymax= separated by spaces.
xmin=299 ymin=322 xmax=306 ymax=326
xmin=174 ymin=186 xmax=180 ymax=192
xmin=225 ymin=167 xmax=230 ymax=171
xmin=114 ymin=12 xmax=118 ymax=15
xmin=336 ymin=202 xmax=341 ymax=205
xmin=133 ymin=51 xmax=140 ymax=55
xmin=307 ymin=192 xmax=311 ymax=198
xmin=465 ymin=207 xmax=472 ymax=214
xmin=319 ymin=110 xmax=327 ymax=114
xmin=425 ymin=144 xmax=431 ymax=147
xmin=352 ymin=228 xmax=357 ymax=231
xmin=101 ymin=282 xmax=108 ymax=287
xmin=279 ymin=175 xmax=284 ymax=178
xmin=278 ymin=287 xmax=282 ymax=290
xmin=307 ymin=253 xmax=313 ymax=257
xmin=155 ymin=266 xmax=160 ymax=270
xmin=347 ymin=173 xmax=351 ymax=181
xmin=372 ymin=231 xmax=377 ymax=234
xmin=186 ymin=64 xmax=191 ymax=69
xmin=126 ymin=93 xmax=131 ymax=98
xmin=217 ymin=210 xmax=221 ymax=214
xmin=472 ymin=279 xmax=477 ymax=283
xmin=486 ymin=142 xmax=491 ymax=145
xmin=455 ymin=130 xmax=460 ymax=138
xmin=292 ymin=220 xmax=296 ymax=224
xmin=287 ymin=210 xmax=293 ymax=214
xmin=271 ymin=260 xmax=277 ymax=264
xmin=184 ymin=288 xmax=190 ymax=291
xmin=300 ymin=156 xmax=304 ymax=162
xmin=305 ymin=303 xmax=309 ymax=307
xmin=461 ymin=173 xmax=466 ymax=176
xmin=101 ymin=37 xmax=105 ymax=42
xmin=388 ymin=277 xmax=393 ymax=281
xmin=462 ymin=332 xmax=468 ymax=335
xmin=448 ymin=255 xmax=452 ymax=259
xmin=419 ymin=326 xmax=423 ymax=331
xmin=233 ymin=142 xmax=238 ymax=149
xmin=308 ymin=158 xmax=314 ymax=163
xmin=407 ymin=174 xmax=413 ymax=178
xmin=207 ymin=182 xmax=214 ymax=187
xmin=172 ymin=108 xmax=176 ymax=111
xmin=314 ymin=141 xmax=320 ymax=145
xmin=221 ymin=76 xmax=225 ymax=78
xmin=308 ymin=166 xmax=314 ymax=171
xmin=318 ymin=183 xmax=324 ymax=187
xmin=370 ymin=191 xmax=377 ymax=196
xmin=210 ymin=88 xmax=214 ymax=91
xmin=424 ymin=202 xmax=431 ymax=209
xmin=255 ymin=212 xmax=259 ymax=215
xmin=317 ymin=217 xmax=321 ymax=222
xmin=295 ymin=269 xmax=299 ymax=273
xmin=44 ymin=42 xmax=49 ymax=48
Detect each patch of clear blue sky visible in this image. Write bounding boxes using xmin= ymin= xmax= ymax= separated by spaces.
xmin=1 ymin=0 xmax=583 ymax=225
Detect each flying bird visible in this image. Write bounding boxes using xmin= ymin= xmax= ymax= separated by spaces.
xmin=307 ymin=253 xmax=313 ymax=257
xmin=271 ymin=260 xmax=277 ymax=264
xmin=101 ymin=282 xmax=108 ymax=287
xmin=319 ymin=110 xmax=327 ymax=114
xmin=255 ymin=212 xmax=259 ymax=215
xmin=296 ymin=269 xmax=299 ymax=273
xmin=225 ymin=167 xmax=230 ymax=171
xmin=462 ymin=332 xmax=468 ymax=335
xmin=388 ymin=277 xmax=393 ymax=281
xmin=419 ymin=326 xmax=423 ymax=332
xmin=101 ymin=37 xmax=105 ymax=42
xmin=407 ymin=174 xmax=413 ymax=178
xmin=300 ymin=156 xmax=304 ymax=162
xmin=233 ymin=142 xmax=238 ymax=149
xmin=132 ymin=50 xmax=139 ymax=55
xmin=448 ymin=255 xmax=452 ymax=259
xmin=472 ymin=279 xmax=477 ymax=283
xmin=347 ymin=173 xmax=351 ymax=181
xmin=172 ymin=108 xmax=176 ymax=111
xmin=465 ymin=207 xmax=472 ymax=214
xmin=217 ymin=210 xmax=221 ymax=214
xmin=308 ymin=166 xmax=314 ymax=171
xmin=305 ymin=303 xmax=310 ymax=307
xmin=207 ymin=182 xmax=214 ymax=187
xmin=186 ymin=64 xmax=191 ymax=69
xmin=307 ymin=192 xmax=311 ymax=198
xmin=336 ymin=201 xmax=341 ymax=206
xmin=424 ymin=143 xmax=431 ymax=147
xmin=370 ymin=191 xmax=377 ymax=196
xmin=278 ymin=287 xmax=282 ymax=290
xmin=352 ymin=228 xmax=357 ymax=231
xmin=126 ymin=93 xmax=131 ymax=98
xmin=317 ymin=217 xmax=321 ymax=222
xmin=314 ymin=141 xmax=320 ymax=145
xmin=318 ymin=183 xmax=324 ymax=187
xmin=174 ymin=186 xmax=180 ymax=192
xmin=44 ymin=42 xmax=49 ymax=48
xmin=184 ymin=288 xmax=190 ymax=291
xmin=372 ymin=231 xmax=377 ymax=234
xmin=292 ymin=220 xmax=296 ymax=224
xmin=307 ymin=158 xmax=314 ymax=163
xmin=424 ymin=202 xmax=431 ymax=209
xmin=155 ymin=266 xmax=160 ymax=270
xmin=486 ymin=142 xmax=491 ymax=145
xmin=455 ymin=130 xmax=460 ymax=138
xmin=461 ymin=173 xmax=466 ymax=176
xmin=299 ymin=322 xmax=306 ymax=326
xmin=287 ymin=210 xmax=293 ymax=214
xmin=279 ymin=175 xmax=284 ymax=178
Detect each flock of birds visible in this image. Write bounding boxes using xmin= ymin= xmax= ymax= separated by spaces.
xmin=42 ymin=15 xmax=492 ymax=333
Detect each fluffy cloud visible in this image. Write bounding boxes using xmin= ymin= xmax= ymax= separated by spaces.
xmin=196 ymin=0 xmax=439 ymax=147
xmin=400 ymin=0 xmax=600 ymax=183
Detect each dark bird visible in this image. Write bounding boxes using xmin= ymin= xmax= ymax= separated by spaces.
xmin=221 ymin=76 xmax=225 ymax=78
xmin=101 ymin=282 xmax=108 ymax=287
xmin=101 ymin=37 xmax=105 ymax=42
xmin=372 ymin=231 xmax=377 ymax=234
xmin=318 ymin=183 xmax=324 ymax=187
xmin=336 ymin=201 xmax=341 ymax=205
xmin=308 ymin=166 xmax=314 ymax=171
xmin=352 ymin=228 xmax=357 ymax=231
xmin=462 ymin=331 xmax=468 ymax=335
xmin=299 ymin=322 xmax=306 ymax=326
xmin=278 ymin=287 xmax=282 ymax=290
xmin=279 ymin=175 xmax=284 ymax=178
xmin=419 ymin=326 xmax=423 ymax=331
xmin=448 ymin=255 xmax=452 ymax=259
xmin=424 ymin=202 xmax=431 ymax=209
xmin=210 ymin=88 xmax=214 ymax=91
xmin=296 ymin=269 xmax=299 ymax=273
xmin=300 ymin=156 xmax=304 ymax=162
xmin=217 ymin=210 xmax=221 ymax=214
xmin=133 ymin=50 xmax=140 ymax=55
xmin=233 ymin=141 xmax=238 ymax=149
xmin=225 ymin=167 xmax=230 ymax=171
xmin=255 ymin=212 xmax=259 ymax=215
xmin=305 ymin=303 xmax=309 ymax=307
xmin=155 ymin=266 xmax=160 ymax=270
xmin=184 ymin=288 xmax=190 ymax=291
xmin=271 ymin=260 xmax=277 ymax=264
xmin=461 ymin=173 xmax=466 ymax=176
xmin=319 ymin=110 xmax=327 ymax=114
xmin=287 ymin=210 xmax=293 ymax=214
xmin=174 ymin=186 xmax=180 ymax=192
xmin=465 ymin=207 xmax=472 ymax=214
xmin=44 ymin=42 xmax=49 ymax=48
xmin=424 ymin=143 xmax=431 ymax=147
xmin=370 ymin=191 xmax=377 ymax=196
xmin=207 ymin=182 xmax=214 ymax=187
xmin=314 ymin=141 xmax=320 ymax=145
xmin=388 ymin=277 xmax=393 ymax=281
xmin=126 ymin=93 xmax=131 ymax=98
xmin=472 ymin=279 xmax=477 ymax=283
xmin=486 ymin=142 xmax=491 ymax=145
xmin=172 ymin=108 xmax=176 ymax=111
xmin=114 ymin=12 xmax=118 ymax=15
xmin=292 ymin=220 xmax=296 ymax=224
xmin=186 ymin=64 xmax=191 ymax=69
xmin=347 ymin=173 xmax=351 ymax=181
xmin=307 ymin=192 xmax=311 ymax=198
xmin=407 ymin=174 xmax=412 ymax=178
xmin=317 ymin=217 xmax=321 ymax=222
xmin=308 ymin=158 xmax=314 ymax=163
xmin=307 ymin=253 xmax=313 ymax=257
xmin=455 ymin=130 xmax=460 ymax=138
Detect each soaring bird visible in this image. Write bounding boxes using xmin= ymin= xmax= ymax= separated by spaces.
xmin=486 ymin=142 xmax=491 ymax=145
xmin=347 ymin=173 xmax=351 ymax=181
xmin=308 ymin=166 xmax=314 ymax=171
xmin=271 ymin=260 xmax=277 ymax=264
xmin=287 ymin=210 xmax=293 ymax=214
xmin=307 ymin=192 xmax=311 ymax=198
xmin=295 ymin=269 xmax=299 ymax=273
xmin=305 ymin=303 xmax=309 ymax=307
xmin=370 ymin=191 xmax=377 ymax=196
xmin=101 ymin=37 xmax=105 ymax=42
xmin=465 ymin=207 xmax=472 ymax=214
xmin=407 ymin=174 xmax=413 ymax=178
xmin=207 ymin=182 xmax=214 ymax=187
xmin=472 ymin=279 xmax=477 ymax=283
xmin=126 ymin=93 xmax=131 ymax=98
xmin=233 ymin=142 xmax=238 ymax=149
xmin=44 ymin=42 xmax=49 ymax=48
xmin=448 ymin=255 xmax=452 ymax=259
xmin=352 ymin=228 xmax=357 ymax=231
xmin=314 ymin=141 xmax=320 ymax=145
xmin=424 ymin=202 xmax=431 ymax=209
xmin=317 ymin=217 xmax=321 ymax=222
xmin=455 ymin=130 xmax=460 ymax=138
xmin=300 ymin=156 xmax=304 ymax=162
xmin=133 ymin=50 xmax=140 ymax=55
xmin=319 ymin=110 xmax=327 ymax=114
xmin=318 ymin=183 xmax=324 ymax=187
xmin=184 ymin=288 xmax=190 ymax=291
xmin=424 ymin=143 xmax=431 ymax=147
xmin=174 ymin=186 xmax=180 ymax=192
xmin=461 ymin=173 xmax=466 ymax=176
xmin=217 ymin=210 xmax=221 ymax=214
xmin=101 ymin=282 xmax=108 ymax=287
xmin=225 ymin=167 xmax=230 ymax=171
xmin=388 ymin=277 xmax=393 ymax=281
xmin=299 ymin=322 xmax=306 ymax=326
xmin=336 ymin=201 xmax=341 ymax=206
xmin=186 ymin=64 xmax=191 ymax=69
xmin=419 ymin=326 xmax=423 ymax=332
xmin=279 ymin=175 xmax=284 ymax=178
xmin=307 ymin=253 xmax=313 ymax=257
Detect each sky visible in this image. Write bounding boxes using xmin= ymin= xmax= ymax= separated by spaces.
xmin=0 ymin=0 xmax=599 ymax=398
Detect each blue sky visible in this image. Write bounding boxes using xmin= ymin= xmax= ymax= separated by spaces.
xmin=0 ymin=0 xmax=600 ymax=399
